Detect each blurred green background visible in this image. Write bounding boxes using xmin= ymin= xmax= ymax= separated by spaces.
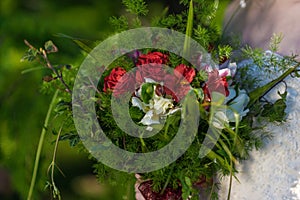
xmin=0 ymin=0 xmax=229 ymax=199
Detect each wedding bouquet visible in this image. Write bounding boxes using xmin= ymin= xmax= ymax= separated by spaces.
xmin=23 ymin=0 xmax=300 ymax=199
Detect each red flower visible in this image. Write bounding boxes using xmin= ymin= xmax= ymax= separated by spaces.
xmin=155 ymin=64 xmax=195 ymax=103
xmin=202 ymin=69 xmax=229 ymax=102
xmin=113 ymin=72 xmax=136 ymax=97
xmin=163 ymin=74 xmax=187 ymax=102
xmin=103 ymin=67 xmax=127 ymax=92
xmin=136 ymin=52 xmax=169 ymax=66
xmin=136 ymin=52 xmax=169 ymax=83
xmin=174 ymin=64 xmax=196 ymax=83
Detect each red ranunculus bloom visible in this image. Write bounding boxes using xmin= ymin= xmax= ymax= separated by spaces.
xmin=174 ymin=64 xmax=196 ymax=83
xmin=156 ymin=64 xmax=195 ymax=103
xmin=103 ymin=67 xmax=127 ymax=92
xmin=113 ymin=72 xmax=136 ymax=97
xmin=136 ymin=52 xmax=169 ymax=83
xmin=136 ymin=52 xmax=169 ymax=66
xmin=163 ymin=74 xmax=185 ymax=102
xmin=202 ymin=69 xmax=229 ymax=102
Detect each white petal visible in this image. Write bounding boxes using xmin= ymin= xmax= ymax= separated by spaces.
xmin=212 ymin=111 xmax=229 ymax=129
xmin=229 ymin=62 xmax=237 ymax=77
xmin=219 ymin=68 xmax=231 ymax=77
xmin=144 ymin=77 xmax=156 ymax=83
xmin=168 ymin=108 xmax=181 ymax=115
xmin=229 ymin=93 xmax=250 ymax=113
xmin=132 ymin=97 xmax=146 ymax=112
xmin=153 ymin=95 xmax=173 ymax=115
xmin=140 ymin=110 xmax=160 ymax=126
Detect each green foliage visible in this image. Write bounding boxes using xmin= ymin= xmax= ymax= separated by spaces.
xmin=218 ymin=45 xmax=232 ymax=61
xmin=109 ymin=0 xmax=149 ymax=32
xmin=269 ymin=33 xmax=283 ymax=52
xmin=242 ymin=45 xmax=296 ymax=76
xmin=181 ymin=176 xmax=192 ymax=199
xmin=151 ymin=0 xmax=230 ymax=63
xmin=261 ymin=91 xmax=287 ymax=122
xmin=109 ymin=16 xmax=129 ymax=32
xmin=122 ymin=0 xmax=148 ymax=16
xmin=194 ymin=25 xmax=211 ymax=48
xmin=21 ymin=48 xmax=39 ymax=62
xmin=58 ymin=133 xmax=81 ymax=147
xmin=241 ymin=45 xmax=265 ymax=67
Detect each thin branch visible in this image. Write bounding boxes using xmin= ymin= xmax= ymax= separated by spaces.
xmin=48 ymin=124 xmax=64 ymax=200
xmin=27 ymin=90 xmax=59 ymax=200
xmin=24 ymin=39 xmax=35 ymax=49
xmin=24 ymin=40 xmax=72 ymax=94
xmin=41 ymin=50 xmax=72 ymax=94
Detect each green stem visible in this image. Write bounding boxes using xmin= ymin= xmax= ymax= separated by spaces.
xmin=227 ymin=158 xmax=233 ymax=200
xmin=248 ymin=63 xmax=300 ymax=107
xmin=27 ymin=89 xmax=59 ymax=200
xmin=140 ymin=137 xmax=148 ymax=152
xmin=49 ymin=124 xmax=63 ymax=200
xmin=160 ymin=163 xmax=175 ymax=195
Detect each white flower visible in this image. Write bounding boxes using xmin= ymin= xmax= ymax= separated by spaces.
xmin=210 ymin=88 xmax=250 ymax=128
xmin=219 ymin=62 xmax=237 ymax=78
xmin=226 ymin=89 xmax=250 ymax=122
xmin=132 ymin=97 xmax=146 ymax=111
xmin=132 ymin=84 xmax=179 ymax=129
xmin=212 ymin=111 xmax=230 ymax=129
xmin=140 ymin=110 xmax=160 ymax=126
xmin=152 ymin=94 xmax=173 ymax=115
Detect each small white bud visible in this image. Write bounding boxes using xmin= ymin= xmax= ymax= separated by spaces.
xmin=240 ymin=0 xmax=246 ymax=8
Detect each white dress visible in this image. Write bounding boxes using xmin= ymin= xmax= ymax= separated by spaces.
xmin=219 ymin=53 xmax=300 ymax=200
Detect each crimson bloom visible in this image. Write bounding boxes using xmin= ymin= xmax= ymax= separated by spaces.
xmin=136 ymin=52 xmax=169 ymax=66
xmin=135 ymin=52 xmax=169 ymax=83
xmin=174 ymin=64 xmax=196 ymax=83
xmin=202 ymin=69 xmax=229 ymax=102
xmin=103 ymin=67 xmax=127 ymax=92
xmin=158 ymin=64 xmax=196 ymax=102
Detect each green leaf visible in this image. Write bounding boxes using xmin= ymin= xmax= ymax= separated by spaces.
xmin=55 ymin=33 xmax=96 ymax=53
xmin=59 ymin=133 xmax=80 ymax=147
xmin=184 ymin=176 xmax=192 ymax=187
xmin=180 ymin=175 xmax=192 ymax=200
xmin=183 ymin=0 xmax=193 ymax=57
xmin=21 ymin=66 xmax=44 ymax=74
xmin=21 ymin=48 xmax=38 ymax=62
xmin=44 ymin=40 xmax=58 ymax=53
xmin=193 ymin=88 xmax=204 ymax=102
xmin=248 ymin=64 xmax=300 ymax=107
xmin=141 ymin=83 xmax=154 ymax=104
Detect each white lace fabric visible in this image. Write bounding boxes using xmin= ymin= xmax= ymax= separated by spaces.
xmin=219 ymin=52 xmax=300 ymax=200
